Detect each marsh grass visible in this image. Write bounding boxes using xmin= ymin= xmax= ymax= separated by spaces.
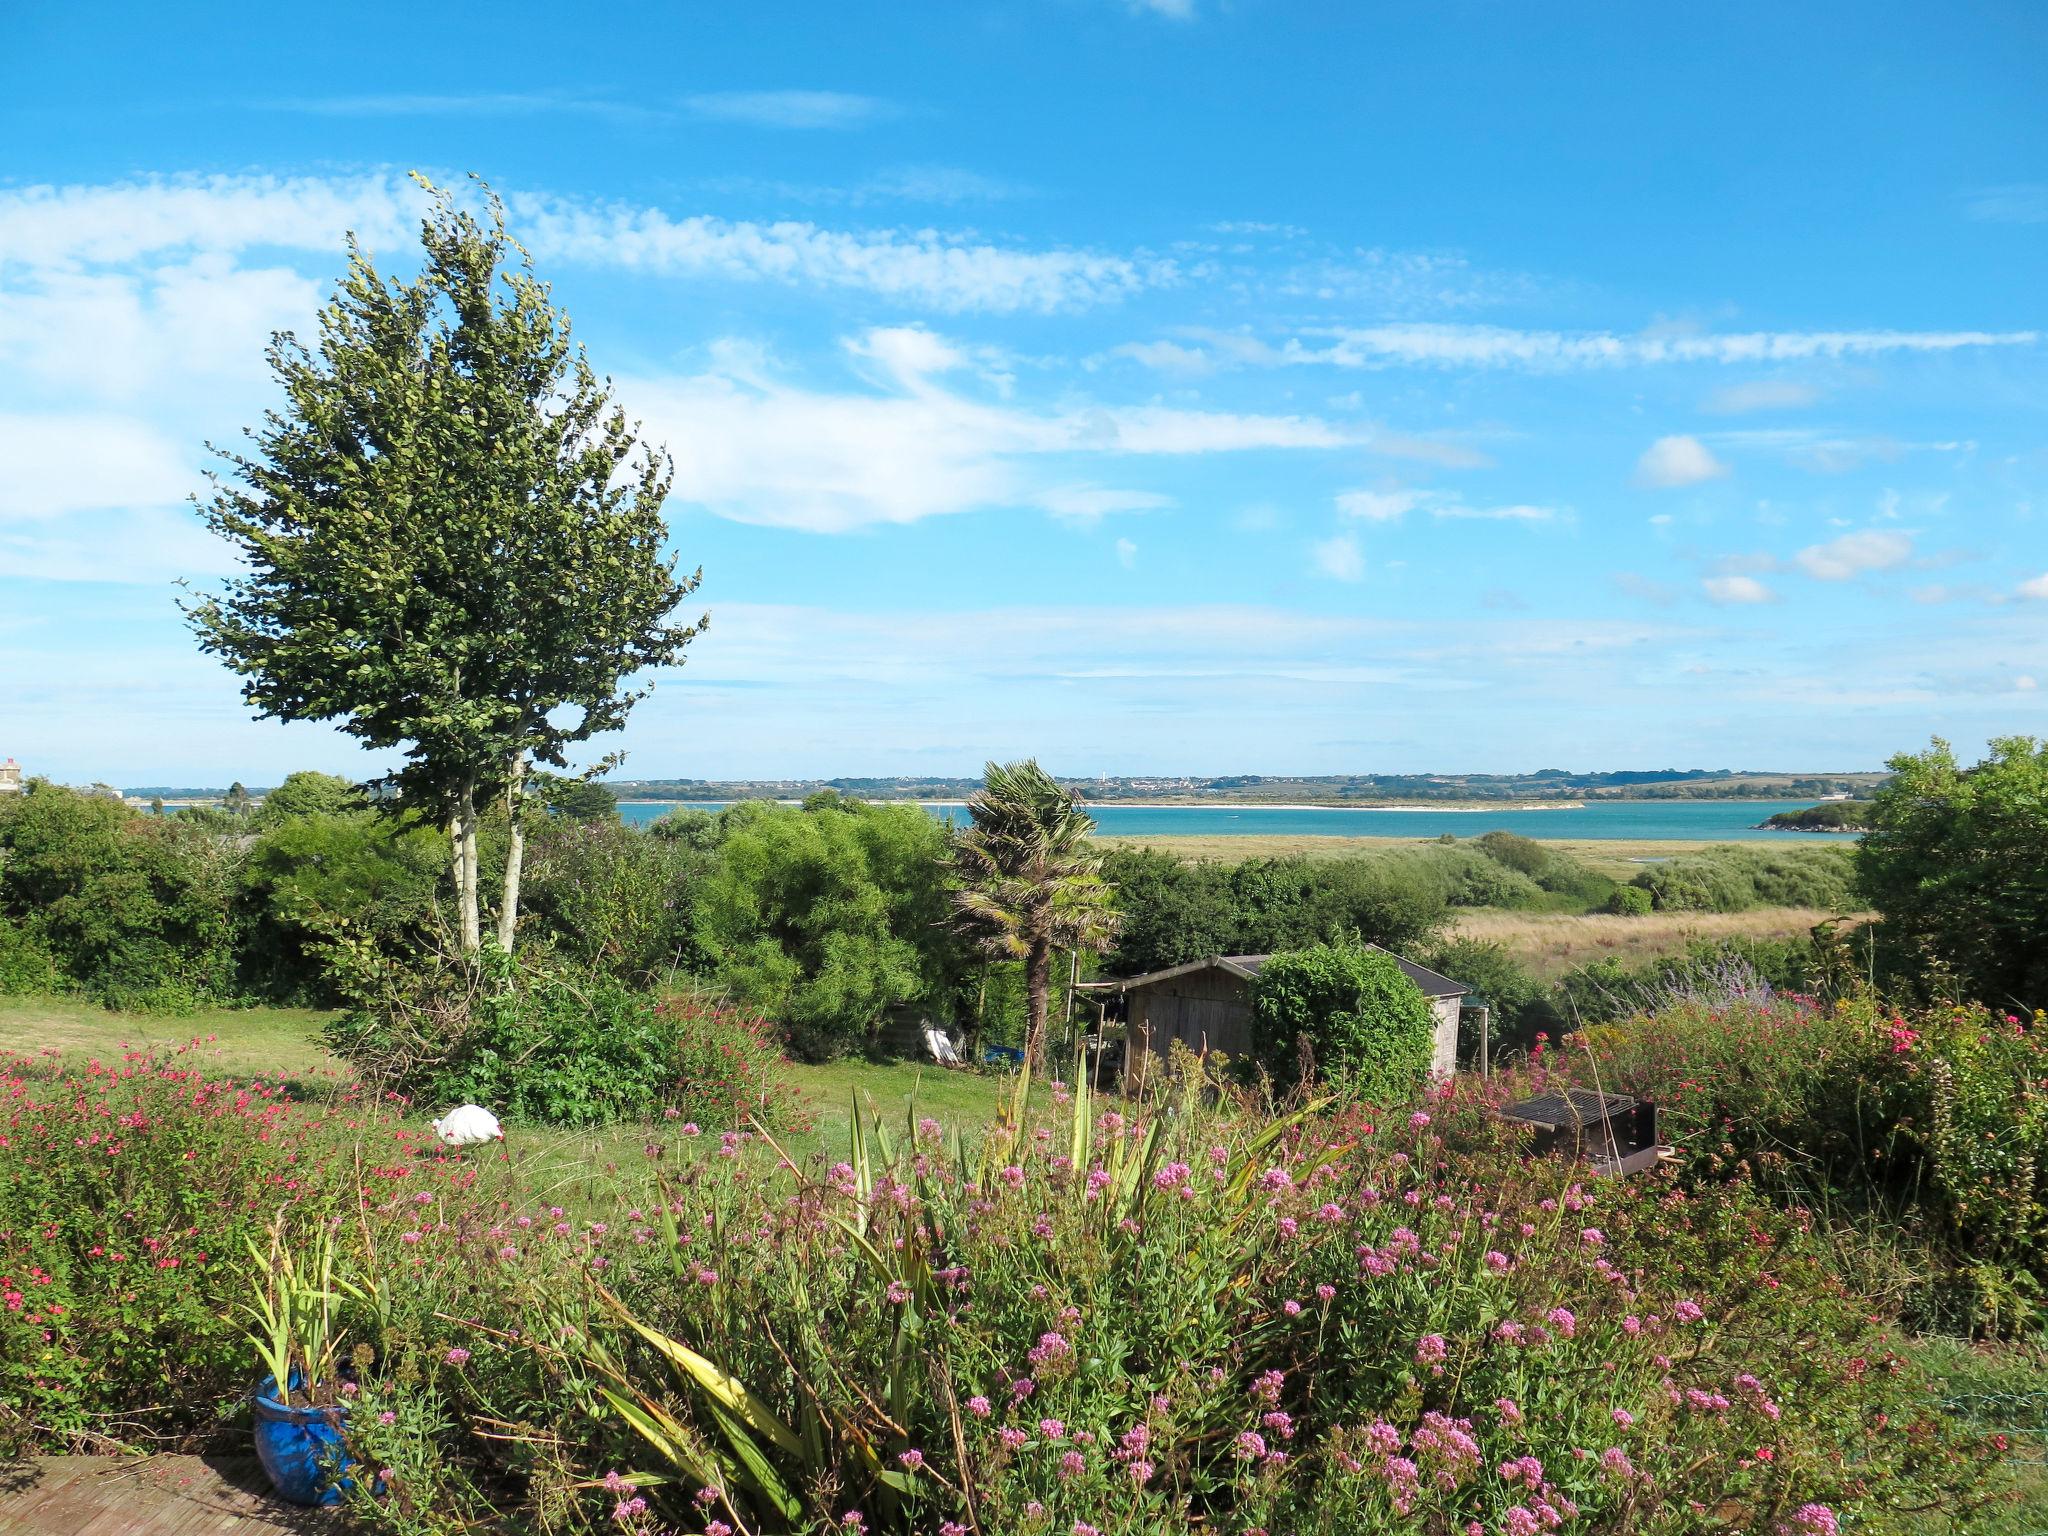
xmin=1452 ymin=907 xmax=1854 ymax=980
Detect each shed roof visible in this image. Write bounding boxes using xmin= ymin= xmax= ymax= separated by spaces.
xmin=1114 ymin=947 xmax=1468 ymax=999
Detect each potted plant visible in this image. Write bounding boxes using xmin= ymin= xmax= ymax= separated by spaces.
xmin=239 ymin=1219 xmax=372 ymax=1506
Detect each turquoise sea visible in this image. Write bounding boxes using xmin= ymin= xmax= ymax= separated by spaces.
xmin=615 ymin=798 xmax=1854 ymax=842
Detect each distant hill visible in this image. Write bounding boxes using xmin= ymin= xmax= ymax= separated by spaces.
xmin=607 ymin=770 xmax=1891 ymax=805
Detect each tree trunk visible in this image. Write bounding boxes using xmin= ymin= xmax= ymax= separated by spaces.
xmin=496 ymin=754 xmax=528 ymax=953
xmin=1023 ymin=939 xmax=1052 ymax=1071
xmin=457 ymin=777 xmax=481 ymax=956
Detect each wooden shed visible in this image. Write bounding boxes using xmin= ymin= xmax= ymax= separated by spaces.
xmin=1116 ymin=948 xmax=1468 ymax=1087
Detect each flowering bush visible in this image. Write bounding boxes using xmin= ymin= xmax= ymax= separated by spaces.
xmin=1588 ymin=995 xmax=2048 ymax=1332
xmin=0 ymin=1042 xmax=2007 ymax=1532
xmin=0 ymin=1044 xmax=352 ymax=1450
xmin=326 ymin=1070 xmax=1991 ymax=1533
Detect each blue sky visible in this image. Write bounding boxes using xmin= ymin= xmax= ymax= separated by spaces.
xmin=2 ymin=1 xmax=2044 ymax=785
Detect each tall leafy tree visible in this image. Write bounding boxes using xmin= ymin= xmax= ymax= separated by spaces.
xmin=186 ymin=175 xmax=703 ymax=955
xmin=951 ymin=760 xmax=1120 ymax=1068
xmin=1857 ymin=736 xmax=2048 ymax=1007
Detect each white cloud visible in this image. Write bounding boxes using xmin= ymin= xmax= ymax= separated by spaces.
xmin=1312 ymin=533 xmax=1364 ymax=582
xmin=1702 ymin=380 xmax=1819 ymax=414
xmin=629 ymin=328 xmax=1366 ymax=531
xmin=1793 ymin=530 xmax=1914 ymax=581
xmin=0 ymin=174 xmax=1168 ymax=318
xmin=1108 ymin=339 xmax=1214 ymax=375
xmin=0 ymin=415 xmax=194 ymax=521
xmin=1336 ymin=488 xmax=1559 ymax=523
xmin=0 ymin=507 xmax=234 ymax=583
xmin=1635 ymin=434 xmax=1729 ymax=489
xmin=1128 ymin=0 xmax=1196 ymax=18
xmin=1337 ymin=488 xmax=1433 ymax=522
xmin=1434 ymin=503 xmax=1558 ymax=522
xmin=681 ymin=91 xmax=897 ymax=130
xmin=1038 ymin=486 xmax=1174 ymax=522
xmin=1287 ymin=322 xmax=2040 ymax=371
xmin=1115 ymin=537 xmax=1138 ymax=569
xmin=1702 ymin=575 xmax=1774 ymax=605
xmin=2016 ymin=675 xmax=2039 ymax=692
xmin=2020 ymin=573 xmax=2048 ymax=601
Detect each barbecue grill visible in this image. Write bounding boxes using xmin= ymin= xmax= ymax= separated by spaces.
xmin=1498 ymin=1089 xmax=1671 ymax=1177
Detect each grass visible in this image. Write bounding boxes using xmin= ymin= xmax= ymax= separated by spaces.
xmin=0 ymin=994 xmax=345 ymax=1081
xmin=0 ymin=995 xmax=1016 ymax=1168
xmin=1097 ymin=832 xmax=1723 ymax=878
xmin=1904 ymin=1335 xmax=2048 ymax=1531
xmin=1451 ymin=907 xmax=1850 ymax=979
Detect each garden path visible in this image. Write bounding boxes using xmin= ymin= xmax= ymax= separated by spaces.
xmin=0 ymin=1454 xmax=338 ymax=1534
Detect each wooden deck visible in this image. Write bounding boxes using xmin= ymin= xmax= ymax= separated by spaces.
xmin=0 ymin=1454 xmax=342 ymax=1535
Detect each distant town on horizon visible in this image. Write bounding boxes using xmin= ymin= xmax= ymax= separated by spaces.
xmin=77 ymin=767 xmax=1893 ymax=806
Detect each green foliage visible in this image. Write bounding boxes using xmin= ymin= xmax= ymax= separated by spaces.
xmin=184 ymin=175 xmax=703 ymax=952
xmin=519 ymin=814 xmax=713 ymax=981
xmin=1591 ymin=994 xmax=2048 ymax=1333
xmin=1761 ymin=800 xmax=1870 ymax=831
xmin=1102 ymin=849 xmax=1449 ymax=976
xmin=1419 ymin=936 xmax=1555 ymax=1057
xmin=696 ymin=797 xmax=964 ymax=1059
xmin=329 ymin=957 xmax=798 ymax=1129
xmin=242 ymin=810 xmax=446 ymax=1001
xmin=253 ymin=770 xmax=365 ymax=827
xmin=1605 ymin=883 xmax=1653 ymax=916
xmin=1249 ymin=943 xmax=1436 ymax=1098
xmin=1627 ymin=842 xmax=1858 ymax=913
xmin=1856 ymin=736 xmax=2048 ymax=1007
xmin=538 ymin=775 xmax=623 ymax=824
xmin=0 ymin=1042 xmax=2006 ymax=1527
xmin=952 ymin=760 xmax=1121 ymax=1066
xmin=0 ymin=917 xmax=60 ymax=996
xmin=0 ymin=1046 xmax=348 ymax=1449
xmin=0 ymin=782 xmax=242 ymax=1009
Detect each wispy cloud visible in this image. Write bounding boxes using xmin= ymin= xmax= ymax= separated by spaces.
xmin=628 ymin=326 xmax=1369 ymax=532
xmin=682 ymin=90 xmax=898 ymax=130
xmin=255 ymin=91 xmax=661 ymax=124
xmin=1702 ymin=574 xmax=1774 ymax=605
xmin=1635 ymin=434 xmax=1729 ymax=489
xmin=1277 ymin=323 xmax=2040 ymax=371
xmin=1312 ymin=533 xmax=1364 ymax=581
xmin=1701 ymin=379 xmax=1819 ymax=414
xmin=2020 ymin=573 xmax=2048 ymax=601
xmin=0 ymin=173 xmax=1167 ymax=316
xmin=0 ymin=414 xmax=194 ymax=520
xmin=1961 ymin=183 xmax=2048 ymax=225
xmin=1793 ymin=530 xmax=1915 ymax=581
xmin=1335 ymin=487 xmax=1560 ymax=523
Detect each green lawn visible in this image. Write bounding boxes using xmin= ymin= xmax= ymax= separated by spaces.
xmin=0 ymin=995 xmax=1016 ymax=1168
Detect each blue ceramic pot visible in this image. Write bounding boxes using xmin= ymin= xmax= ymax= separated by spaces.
xmin=250 ymin=1371 xmax=360 ymax=1506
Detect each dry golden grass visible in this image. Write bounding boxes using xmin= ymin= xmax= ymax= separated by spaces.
xmin=1451 ymin=907 xmax=1857 ymax=979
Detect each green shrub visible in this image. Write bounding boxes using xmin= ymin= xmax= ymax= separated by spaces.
xmin=1628 ymin=844 xmax=1856 ymax=913
xmin=1590 ymin=994 xmax=2048 ymax=1333
xmin=1606 ymin=884 xmax=1653 ymax=916
xmin=1420 ymin=936 xmax=1556 ymax=1056
xmin=693 ymin=796 xmax=965 ymax=1059
xmin=519 ymin=814 xmax=714 ymax=982
xmin=1248 ymin=943 xmax=1435 ymax=1098
xmin=0 ymin=917 xmax=60 ymax=996
xmin=0 ymin=783 xmax=243 ymax=1007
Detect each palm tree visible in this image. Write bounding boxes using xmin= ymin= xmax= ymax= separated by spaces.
xmin=951 ymin=759 xmax=1121 ymax=1069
